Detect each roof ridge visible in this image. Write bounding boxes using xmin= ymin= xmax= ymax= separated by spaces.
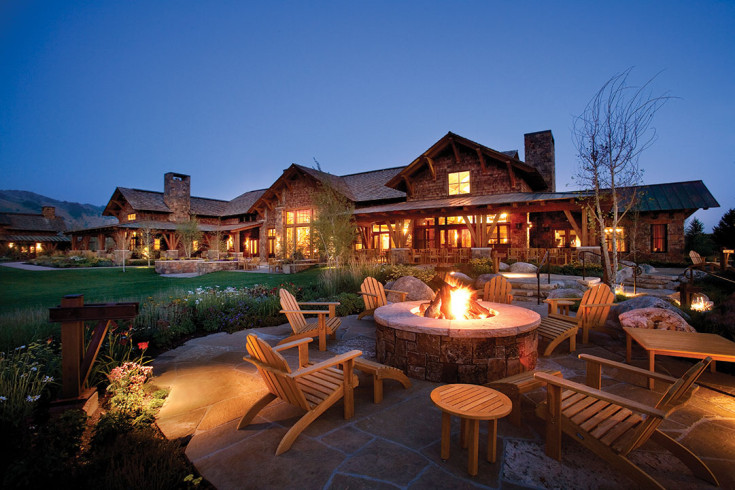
xmin=339 ymin=166 xmax=405 ymax=178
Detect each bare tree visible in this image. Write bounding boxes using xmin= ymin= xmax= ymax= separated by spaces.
xmin=311 ymin=159 xmax=357 ymax=266
xmin=573 ymin=69 xmax=671 ymax=286
xmin=138 ymin=223 xmax=157 ymax=267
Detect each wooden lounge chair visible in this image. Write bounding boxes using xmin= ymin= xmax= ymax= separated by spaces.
xmin=357 ymin=277 xmax=408 ymax=320
xmin=482 ymin=275 xmax=513 ymax=304
xmin=689 ymin=250 xmax=718 ymax=272
xmin=538 ymin=284 xmax=615 ymax=356
xmin=353 ymin=357 xmax=412 ymax=403
xmin=278 ymin=289 xmax=341 ymax=351
xmin=238 ymin=334 xmax=361 ymax=455
xmin=535 ymin=354 xmax=718 ymax=489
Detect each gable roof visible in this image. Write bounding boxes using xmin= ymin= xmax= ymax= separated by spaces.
xmin=342 ymin=167 xmax=406 ymax=202
xmin=385 ymin=132 xmax=548 ymax=192
xmin=0 ymin=212 xmax=67 ymax=233
xmin=103 ymin=187 xmax=229 ymax=217
xmin=223 ymin=189 xmax=267 ymax=216
xmin=629 ymin=180 xmax=719 ymax=212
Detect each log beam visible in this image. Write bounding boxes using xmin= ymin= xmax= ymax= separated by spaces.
xmin=563 ymin=210 xmax=583 ymax=241
xmin=462 ymin=215 xmax=478 ymax=245
xmin=476 ymin=148 xmax=488 ymax=174
xmin=425 ymin=156 xmax=436 ymax=180
xmin=450 ymin=138 xmax=461 ymax=165
xmin=506 ymin=160 xmax=517 ymax=188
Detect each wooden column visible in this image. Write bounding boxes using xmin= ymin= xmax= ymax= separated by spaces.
xmin=59 ymin=295 xmax=84 ymax=398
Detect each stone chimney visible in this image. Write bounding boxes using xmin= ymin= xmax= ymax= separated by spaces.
xmin=163 ymin=172 xmax=191 ymax=222
xmin=524 ymin=130 xmax=555 ymax=192
xmin=41 ymin=206 xmax=56 ymax=219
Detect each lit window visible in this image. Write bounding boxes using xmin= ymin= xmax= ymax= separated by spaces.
xmin=651 ymin=224 xmax=667 ymax=253
xmin=448 ymin=171 xmax=470 ymax=195
xmin=127 ymin=213 xmax=136 ymax=221
xmin=36 ymin=242 xmax=43 ymax=252
xmin=604 ymin=227 xmax=627 ymax=252
xmin=554 ymin=230 xmax=579 ymax=248
xmin=296 ymin=209 xmax=311 ymax=224
xmin=286 ymin=211 xmax=294 ymax=225
xmin=8 ymin=242 xmax=14 ymax=248
xmin=154 ymin=238 xmax=161 ymax=250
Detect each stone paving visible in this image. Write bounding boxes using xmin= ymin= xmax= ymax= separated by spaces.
xmin=153 ymin=302 xmax=735 ymax=489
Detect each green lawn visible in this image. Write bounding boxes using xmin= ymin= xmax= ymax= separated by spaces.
xmin=0 ymin=266 xmax=323 ymax=314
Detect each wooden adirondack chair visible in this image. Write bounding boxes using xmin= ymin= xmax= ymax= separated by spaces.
xmin=238 ymin=334 xmax=361 ymax=455
xmin=482 ymin=275 xmax=513 ymax=304
xmin=689 ymin=250 xmax=718 ymax=272
xmin=357 ymin=277 xmax=408 ymax=320
xmin=535 ymin=354 xmax=718 ymax=489
xmin=539 ymin=284 xmax=615 ymax=356
xmin=278 ymin=289 xmax=341 ymax=351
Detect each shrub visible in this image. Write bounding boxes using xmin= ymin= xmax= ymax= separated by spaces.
xmin=378 ymin=264 xmax=435 ymax=284
xmin=0 ymin=342 xmax=58 ymax=429
xmin=469 ymin=258 xmax=494 ymax=276
xmin=107 ymin=361 xmax=154 ymax=417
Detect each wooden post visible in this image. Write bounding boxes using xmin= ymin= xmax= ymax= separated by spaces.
xmin=60 ymin=295 xmax=85 ymax=399
xmin=545 ymin=383 xmax=562 ymax=460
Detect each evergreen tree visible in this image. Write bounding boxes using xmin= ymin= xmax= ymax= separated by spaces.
xmin=685 ymin=217 xmax=714 ymax=257
xmin=713 ymin=209 xmax=735 ymax=249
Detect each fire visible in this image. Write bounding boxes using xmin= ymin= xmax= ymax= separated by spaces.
xmin=691 ymin=296 xmax=713 ymax=312
xmin=449 ymin=286 xmax=488 ymax=320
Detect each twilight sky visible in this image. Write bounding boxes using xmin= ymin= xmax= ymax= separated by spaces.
xmin=1 ymin=1 xmax=733 ymax=230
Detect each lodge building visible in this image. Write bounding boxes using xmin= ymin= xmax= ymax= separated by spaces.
xmin=68 ymin=130 xmax=719 ymax=264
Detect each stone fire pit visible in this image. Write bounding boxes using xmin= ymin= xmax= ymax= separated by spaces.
xmin=374 ymin=301 xmax=540 ymax=384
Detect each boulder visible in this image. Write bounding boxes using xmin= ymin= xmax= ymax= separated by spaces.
xmin=640 ymin=264 xmax=657 ymax=274
xmin=678 ymin=270 xmax=708 ymax=283
xmin=388 ymin=276 xmax=435 ymax=302
xmin=510 ymin=262 xmax=537 ymax=273
xmin=615 ymin=267 xmax=633 ymax=284
xmin=498 ymin=262 xmax=510 ymax=272
xmin=619 ymin=308 xmax=696 ymax=332
xmin=558 ymin=280 xmax=587 ymax=291
xmin=547 ymin=288 xmax=584 ymax=300
xmin=384 ymin=280 xmax=395 ymax=291
xmin=474 ymin=273 xmax=500 ymax=290
xmin=606 ymin=295 xmax=689 ymax=330
xmin=448 ymin=272 xmax=474 ymax=288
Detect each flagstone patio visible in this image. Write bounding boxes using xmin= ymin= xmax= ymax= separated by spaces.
xmin=152 ymin=303 xmax=735 ymax=489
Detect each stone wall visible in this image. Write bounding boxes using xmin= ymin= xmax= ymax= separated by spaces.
xmin=376 ymin=323 xmax=537 ymax=384
xmin=163 ymin=172 xmax=191 ymax=222
xmin=524 ymin=131 xmax=555 ymax=192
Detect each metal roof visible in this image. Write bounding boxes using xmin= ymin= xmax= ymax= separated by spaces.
xmin=631 ymin=181 xmax=719 ymax=212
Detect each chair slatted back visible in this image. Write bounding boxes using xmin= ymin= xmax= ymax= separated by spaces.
xmin=689 ymin=250 xmax=704 ymax=266
xmin=245 ymin=335 xmax=310 ymax=410
xmin=361 ymin=277 xmax=387 ymax=311
xmin=279 ymin=289 xmax=307 ymax=332
xmin=483 ymin=276 xmax=512 ymax=304
xmin=619 ymin=357 xmax=711 ymax=455
xmin=578 ymin=284 xmax=614 ymax=330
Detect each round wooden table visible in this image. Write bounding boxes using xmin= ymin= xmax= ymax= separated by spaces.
xmin=430 ymin=384 xmax=512 ymax=476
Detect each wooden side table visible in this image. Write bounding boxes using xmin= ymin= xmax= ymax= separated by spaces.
xmin=430 ymin=384 xmax=512 ymax=476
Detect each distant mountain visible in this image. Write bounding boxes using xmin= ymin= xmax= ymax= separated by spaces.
xmin=0 ymin=190 xmax=117 ymax=230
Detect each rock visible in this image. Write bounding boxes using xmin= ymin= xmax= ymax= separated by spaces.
xmin=678 ymin=270 xmax=707 ymax=283
xmin=640 ymin=264 xmax=657 ymax=274
xmin=606 ymin=295 xmax=689 ymax=330
xmin=474 ymin=273 xmax=500 ymax=290
xmin=558 ymin=280 xmax=587 ymax=291
xmin=547 ymin=288 xmax=584 ymax=300
xmin=447 ymin=272 xmax=474 ymax=287
xmin=384 ymin=280 xmax=395 ymax=291
xmin=619 ymin=308 xmax=696 ymax=332
xmin=615 ymin=267 xmax=633 ymax=284
xmin=510 ymin=262 xmax=537 ymax=273
xmin=498 ymin=262 xmax=510 ymax=271
xmin=389 ymin=276 xmax=435 ymax=302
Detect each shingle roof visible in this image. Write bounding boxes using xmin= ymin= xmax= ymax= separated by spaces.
xmin=342 ymin=167 xmax=406 ymax=202
xmin=224 ymin=189 xmax=267 ymax=216
xmin=190 ymin=196 xmax=228 ymax=217
xmin=0 ymin=212 xmax=67 ymax=233
xmin=117 ymin=188 xmax=170 ymax=213
xmin=294 ymin=165 xmax=357 ymax=201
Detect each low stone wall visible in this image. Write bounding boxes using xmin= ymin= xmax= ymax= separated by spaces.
xmin=374 ymin=301 xmax=539 ymax=384
xmin=155 ymin=259 xmax=239 ymax=275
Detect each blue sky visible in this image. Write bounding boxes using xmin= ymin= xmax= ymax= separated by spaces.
xmin=1 ymin=1 xmax=733 ymax=230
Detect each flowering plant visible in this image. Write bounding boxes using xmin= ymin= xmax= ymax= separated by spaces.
xmin=106 ymin=361 xmax=154 ymax=415
xmin=0 ymin=342 xmax=56 ymax=428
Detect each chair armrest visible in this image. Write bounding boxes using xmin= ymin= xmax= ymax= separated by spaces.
xmin=384 ymin=289 xmax=408 ymax=301
xmin=280 ymin=309 xmax=330 ymax=316
xmin=577 ymin=354 xmax=678 ymax=384
xmin=298 ymin=301 xmax=341 ymax=306
xmin=534 ymin=372 xmax=668 ymax=418
xmin=273 ymin=337 xmax=313 ymax=352
xmin=357 ymin=292 xmax=378 ymax=298
xmin=291 ymin=350 xmax=363 ymax=378
xmin=243 ymin=357 xmax=290 ymax=376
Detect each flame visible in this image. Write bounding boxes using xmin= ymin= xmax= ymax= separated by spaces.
xmin=691 ymin=296 xmax=713 ymax=312
xmin=449 ymin=286 xmax=482 ymax=320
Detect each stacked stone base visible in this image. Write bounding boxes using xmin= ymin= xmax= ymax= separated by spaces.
xmin=376 ymin=323 xmax=537 ymax=384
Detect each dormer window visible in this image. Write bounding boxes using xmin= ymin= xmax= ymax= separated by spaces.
xmin=448 ymin=171 xmax=470 ymax=195
xmin=127 ymin=213 xmax=136 ymax=221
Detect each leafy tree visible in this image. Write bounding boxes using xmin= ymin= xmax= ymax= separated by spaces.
xmin=713 ymin=208 xmax=735 ymax=249
xmin=176 ymin=216 xmax=202 ymax=258
xmin=572 ymin=69 xmax=671 ymax=286
xmin=311 ymin=160 xmax=356 ymax=266
xmin=685 ymin=217 xmax=714 ymax=256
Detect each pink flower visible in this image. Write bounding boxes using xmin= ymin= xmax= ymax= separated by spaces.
xmin=138 ymin=341 xmax=149 ymax=350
